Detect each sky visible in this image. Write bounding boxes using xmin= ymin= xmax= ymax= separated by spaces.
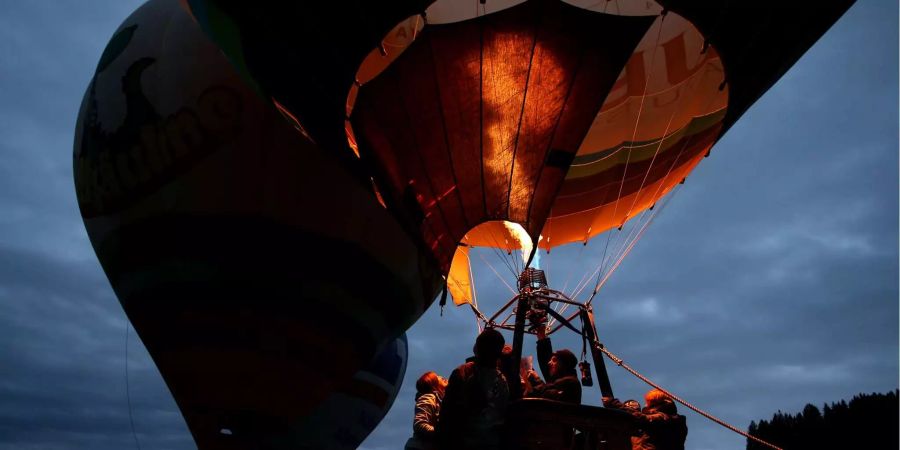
xmin=0 ymin=1 xmax=896 ymax=450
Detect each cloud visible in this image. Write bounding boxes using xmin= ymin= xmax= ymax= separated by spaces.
xmin=0 ymin=244 xmax=193 ymax=449
xmin=605 ymin=296 xmax=687 ymax=323
xmin=757 ymin=363 xmax=853 ymax=385
xmin=0 ymin=1 xmax=895 ymax=450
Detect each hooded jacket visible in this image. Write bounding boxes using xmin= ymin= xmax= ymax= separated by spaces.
xmin=530 ymin=337 xmax=582 ymax=404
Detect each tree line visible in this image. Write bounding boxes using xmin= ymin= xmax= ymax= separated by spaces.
xmin=747 ymin=389 xmax=898 ymax=449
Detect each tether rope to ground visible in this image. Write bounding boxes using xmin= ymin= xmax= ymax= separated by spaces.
xmin=599 ymin=345 xmax=783 ymax=450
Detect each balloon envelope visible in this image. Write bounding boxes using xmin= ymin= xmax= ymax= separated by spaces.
xmin=184 ymin=0 xmax=855 ymax=290
xmin=298 ymin=334 xmax=409 ymax=449
xmin=74 ymin=0 xmax=440 ymax=447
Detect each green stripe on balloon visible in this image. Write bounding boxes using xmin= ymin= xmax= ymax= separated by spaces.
xmin=185 ymin=0 xmax=264 ymax=98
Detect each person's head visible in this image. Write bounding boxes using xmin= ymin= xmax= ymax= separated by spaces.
xmin=644 ymin=389 xmax=671 ymax=408
xmin=623 ymin=399 xmax=641 ymax=411
xmin=416 ymin=371 xmax=448 ymax=397
xmin=474 ymin=328 xmax=505 ymax=365
xmin=547 ymin=348 xmax=578 ymax=378
xmin=498 ymin=344 xmax=515 ymax=370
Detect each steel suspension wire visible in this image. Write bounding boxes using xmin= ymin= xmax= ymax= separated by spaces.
xmin=589 ymin=131 xmax=696 ymax=303
xmin=586 ymin=7 xmax=778 ymax=445
xmin=588 ymin=138 xmax=693 ymax=303
xmin=587 ymin=14 xmax=667 ymax=303
xmin=586 ymin=181 xmax=678 ymax=304
xmin=586 ymin=198 xmax=661 ymax=304
xmin=562 ymin=11 xmax=663 ymax=307
xmin=589 ymin=187 xmax=679 ymax=301
xmin=599 ymin=345 xmax=784 ymax=450
xmin=551 ymin=254 xmax=603 ymax=330
xmin=467 ymin=251 xmax=484 ymax=334
xmin=593 ymin=210 xmax=649 ymax=299
xmin=469 ymin=303 xmax=491 ymax=333
xmin=556 ymin=229 xmax=631 ymax=325
xmin=477 ymin=250 xmax=518 ymax=295
xmin=572 ymin=260 xmax=603 ymax=300
xmin=468 ymin=251 xmax=479 ymax=308
xmin=492 ymin=229 xmax=522 ymax=278
xmin=592 ymin=10 xmax=714 ymax=302
xmin=601 ymin=77 xmax=715 ymax=276
xmin=585 ymin=214 xmax=648 ymax=304
xmin=483 ymin=228 xmax=520 ymax=279
xmin=574 ymin=207 xmax=647 ymax=301
xmin=604 ymin=81 xmax=698 ymax=276
xmin=125 ymin=321 xmax=142 ymax=450
xmin=587 ymin=121 xmax=698 ymax=303
xmin=587 ymin=47 xmax=729 ymax=304
xmin=560 ymin=241 xmax=585 ymax=295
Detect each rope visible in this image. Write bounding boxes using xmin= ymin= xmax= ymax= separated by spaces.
xmin=469 ymin=303 xmax=491 ymax=333
xmin=560 ymin=241 xmax=585 ymax=295
xmin=125 ymin=321 xmax=142 ymax=450
xmin=468 ymin=250 xmax=479 ymax=308
xmin=598 ymin=24 xmax=716 ymax=286
xmin=477 ymin=250 xmax=518 ymax=295
xmin=589 ymin=185 xmax=681 ymax=301
xmin=599 ymin=345 xmax=783 ymax=450
xmin=570 ymin=264 xmax=599 ymax=301
xmin=484 ymin=227 xmax=520 ymax=279
xmin=587 ymin=13 xmax=667 ymax=305
xmin=586 ymin=26 xmax=727 ymax=304
xmin=606 ymin=14 xmax=666 ymax=254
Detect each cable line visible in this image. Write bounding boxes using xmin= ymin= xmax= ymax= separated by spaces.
xmin=125 ymin=321 xmax=141 ymax=450
xmin=599 ymin=345 xmax=784 ymax=450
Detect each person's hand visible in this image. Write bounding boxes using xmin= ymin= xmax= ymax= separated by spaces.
xmin=602 ymin=397 xmax=620 ymax=408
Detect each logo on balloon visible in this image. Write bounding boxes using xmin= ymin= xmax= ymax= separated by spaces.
xmin=75 ymin=58 xmax=243 ymax=218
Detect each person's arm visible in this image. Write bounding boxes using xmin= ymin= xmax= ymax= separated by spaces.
xmin=535 ymin=328 xmax=553 ymax=381
xmin=530 ymin=379 xmax=564 ymax=400
xmin=533 ymin=377 xmax=581 ymax=403
xmin=526 ymin=369 xmax=544 ymax=389
xmin=638 ymin=409 xmax=676 ymax=424
xmin=413 ymin=394 xmax=439 ymax=436
xmin=602 ymin=397 xmax=623 ymax=409
xmin=606 ymin=405 xmax=675 ymax=428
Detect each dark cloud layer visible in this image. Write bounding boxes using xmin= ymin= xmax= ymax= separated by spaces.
xmin=1 ymin=2 xmax=193 ymax=449
xmin=0 ymin=1 xmax=895 ymax=450
xmin=0 ymin=245 xmax=192 ymax=449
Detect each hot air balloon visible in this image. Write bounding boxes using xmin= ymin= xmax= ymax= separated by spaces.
xmin=74 ymin=0 xmax=437 ymax=448
xmin=183 ymin=0 xmax=853 ymax=292
xmin=348 ymin=0 xmax=851 ymax=419
xmin=297 ymin=334 xmax=409 ymax=449
xmin=76 ymin=0 xmax=855 ymax=448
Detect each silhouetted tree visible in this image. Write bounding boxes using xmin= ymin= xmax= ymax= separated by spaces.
xmin=746 ymin=390 xmax=898 ymax=450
